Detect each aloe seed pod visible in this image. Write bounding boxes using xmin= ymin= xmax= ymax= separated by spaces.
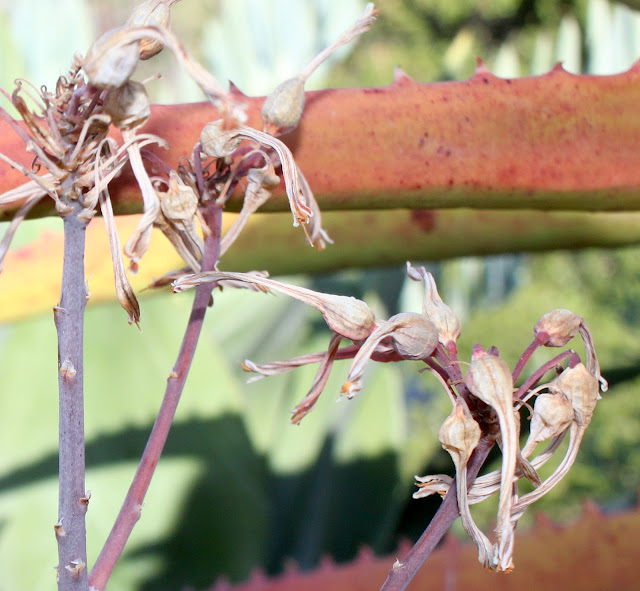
xmin=261 ymin=78 xmax=306 ymax=136
xmin=127 ymin=0 xmax=175 ymax=60
xmin=407 ymin=263 xmax=461 ymax=345
xmin=527 ymin=392 xmax=574 ymax=447
xmin=199 ymin=120 xmax=242 ymax=159
xmin=439 ymin=400 xmax=481 ymax=467
xmin=84 ymin=27 xmax=141 ymax=89
xmin=534 ymin=309 xmax=581 ymax=346
xmin=104 ymin=80 xmax=150 ymax=130
xmin=548 ymin=362 xmax=599 ymax=428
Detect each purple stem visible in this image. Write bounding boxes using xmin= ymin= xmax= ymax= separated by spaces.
xmin=512 ymin=337 xmax=542 ymax=383
xmin=378 ymin=436 xmax=494 ymax=591
xmin=513 ymin=349 xmax=573 ymax=401
xmin=88 ymin=203 xmax=223 ymax=591
xmin=54 ymin=203 xmax=90 ymax=591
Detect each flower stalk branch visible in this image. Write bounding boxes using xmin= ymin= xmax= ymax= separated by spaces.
xmin=88 ymin=202 xmax=222 ymax=591
xmin=54 ymin=202 xmax=90 ymax=591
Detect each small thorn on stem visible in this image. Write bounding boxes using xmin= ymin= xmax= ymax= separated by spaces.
xmin=54 ymin=519 xmax=66 ymax=538
xmin=59 ymin=358 xmax=77 ymax=380
xmin=80 ymin=490 xmax=92 ymax=506
xmin=65 ymin=558 xmax=86 ymax=576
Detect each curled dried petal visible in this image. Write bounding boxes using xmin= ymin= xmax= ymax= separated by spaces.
xmin=413 ymin=474 xmax=452 ymax=499
xmin=290 ymin=333 xmax=342 ymax=424
xmin=99 ymin=190 xmax=140 ymax=326
xmin=172 ymin=271 xmax=376 ymax=341
xmin=407 ymin=262 xmax=461 ymax=345
xmin=465 ymin=351 xmax=517 ymax=572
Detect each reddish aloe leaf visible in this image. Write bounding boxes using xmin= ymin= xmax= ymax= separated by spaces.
xmin=207 ymin=503 xmax=640 ymax=591
xmin=2 ymin=208 xmax=640 ymax=321
xmin=2 ymin=64 xmax=640 ymax=220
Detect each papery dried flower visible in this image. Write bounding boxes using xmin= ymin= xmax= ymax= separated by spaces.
xmin=83 ymin=27 xmax=142 ymax=89
xmin=412 ymin=474 xmax=452 ymax=500
xmin=534 ymin=309 xmax=607 ymax=392
xmin=104 ymin=80 xmax=151 ymax=130
xmin=407 ymin=262 xmax=461 ymax=345
xmin=200 ymin=120 xmax=243 ymax=159
xmin=127 ymin=0 xmax=179 ymax=60
xmin=341 ymin=312 xmax=438 ymax=398
xmin=219 ymin=158 xmax=280 ymax=256
xmin=172 ymin=271 xmax=376 ymax=341
xmin=523 ymin=391 xmax=574 ymax=457
xmin=261 ymin=78 xmax=306 ymax=137
xmin=465 ymin=349 xmax=517 ymax=572
xmin=548 ymin=362 xmax=600 ymax=428
xmin=439 ymin=399 xmax=481 ymax=468
xmin=534 ymin=309 xmax=581 ymax=346
xmin=290 ymin=333 xmax=343 ymax=424
xmin=261 ymin=3 xmax=378 ymax=135
xmin=155 ymin=171 xmax=202 ymax=271
xmin=439 ymin=399 xmax=492 ymax=568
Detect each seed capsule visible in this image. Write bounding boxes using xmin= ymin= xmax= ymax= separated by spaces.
xmin=534 ymin=309 xmax=581 ymax=346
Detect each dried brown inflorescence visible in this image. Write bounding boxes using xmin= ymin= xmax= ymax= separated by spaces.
xmin=0 ymin=1 xmax=377 ymax=325
xmin=174 ymin=261 xmax=607 ymax=573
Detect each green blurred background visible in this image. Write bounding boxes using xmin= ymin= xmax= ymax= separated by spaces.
xmin=1 ymin=0 xmax=640 ymax=588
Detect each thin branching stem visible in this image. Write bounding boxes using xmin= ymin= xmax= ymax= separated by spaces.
xmin=378 ymin=436 xmax=494 ymax=591
xmin=88 ymin=202 xmax=223 ymax=591
xmin=54 ymin=200 xmax=90 ymax=591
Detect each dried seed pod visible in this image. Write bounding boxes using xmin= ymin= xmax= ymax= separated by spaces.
xmin=200 ymin=120 xmax=242 ymax=158
xmin=104 ymin=80 xmax=150 ymax=130
xmin=439 ymin=400 xmax=481 ymax=467
xmin=341 ymin=312 xmax=438 ymax=398
xmin=126 ymin=0 xmax=175 ymax=60
xmin=387 ymin=312 xmax=439 ymax=360
xmin=534 ymin=309 xmax=581 ymax=346
xmin=158 ymin=171 xmax=198 ymax=221
xmin=84 ymin=27 xmax=141 ymax=89
xmin=465 ymin=351 xmax=518 ymax=572
xmin=548 ymin=362 xmax=599 ymax=428
xmin=439 ymin=398 xmax=493 ymax=569
xmin=527 ymin=392 xmax=574 ymax=449
xmin=261 ymin=77 xmax=306 ymax=136
xmin=407 ymin=263 xmax=461 ymax=345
